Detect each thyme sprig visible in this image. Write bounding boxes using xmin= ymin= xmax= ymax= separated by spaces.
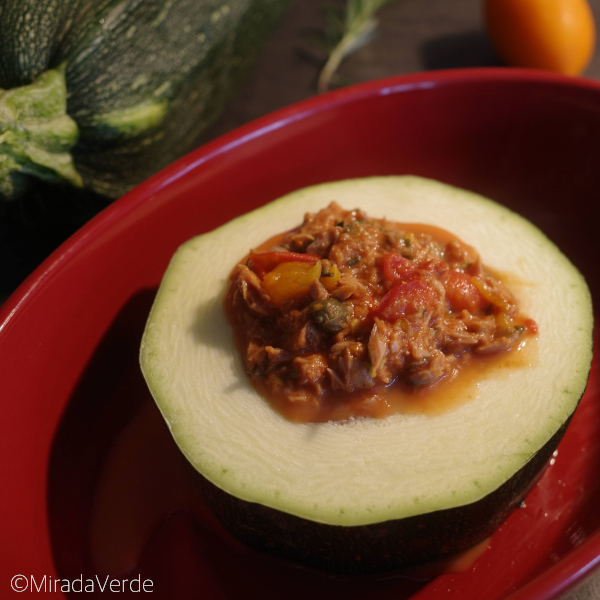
xmin=317 ymin=0 xmax=392 ymax=94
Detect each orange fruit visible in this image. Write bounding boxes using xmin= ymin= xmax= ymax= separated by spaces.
xmin=484 ymin=0 xmax=596 ymax=75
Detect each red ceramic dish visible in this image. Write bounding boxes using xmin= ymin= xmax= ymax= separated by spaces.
xmin=1 ymin=68 xmax=599 ymax=599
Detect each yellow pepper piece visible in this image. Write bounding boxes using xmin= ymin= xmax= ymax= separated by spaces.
xmin=262 ymin=261 xmax=322 ymax=305
xmin=471 ymin=277 xmax=512 ymax=312
xmin=320 ymin=263 xmax=341 ymax=290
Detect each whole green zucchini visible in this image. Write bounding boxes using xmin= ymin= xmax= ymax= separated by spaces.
xmin=0 ymin=0 xmax=289 ymax=200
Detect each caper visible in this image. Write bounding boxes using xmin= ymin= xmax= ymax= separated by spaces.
xmin=309 ymin=298 xmax=348 ymax=333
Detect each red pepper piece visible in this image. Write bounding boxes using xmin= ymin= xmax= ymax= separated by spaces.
xmin=523 ymin=318 xmax=539 ymax=334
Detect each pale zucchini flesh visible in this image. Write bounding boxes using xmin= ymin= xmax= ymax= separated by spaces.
xmin=140 ymin=176 xmax=593 ymax=530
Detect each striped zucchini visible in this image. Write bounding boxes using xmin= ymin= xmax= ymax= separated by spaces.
xmin=0 ymin=0 xmax=289 ymax=200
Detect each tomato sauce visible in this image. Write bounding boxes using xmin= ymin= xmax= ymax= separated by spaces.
xmin=226 ymin=203 xmax=537 ymax=423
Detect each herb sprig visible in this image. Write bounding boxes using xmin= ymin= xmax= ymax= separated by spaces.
xmin=317 ymin=0 xmax=392 ymax=94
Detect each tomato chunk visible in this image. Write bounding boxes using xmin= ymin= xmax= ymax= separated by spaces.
xmin=249 ymin=251 xmax=319 ymax=278
xmin=376 ymin=279 xmax=438 ymax=322
xmin=442 ymin=271 xmax=489 ymax=313
xmin=381 ymin=252 xmax=418 ymax=283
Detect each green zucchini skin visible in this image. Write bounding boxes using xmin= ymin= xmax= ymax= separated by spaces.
xmin=0 ymin=0 xmax=81 ymax=87
xmin=198 ymin=418 xmax=570 ymax=574
xmin=0 ymin=0 xmax=289 ymax=199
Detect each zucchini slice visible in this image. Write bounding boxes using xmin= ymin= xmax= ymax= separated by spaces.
xmin=140 ymin=176 xmax=593 ymax=573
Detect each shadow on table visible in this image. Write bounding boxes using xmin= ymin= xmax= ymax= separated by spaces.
xmin=420 ymin=30 xmax=502 ymax=71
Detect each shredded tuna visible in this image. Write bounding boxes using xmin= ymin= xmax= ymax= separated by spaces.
xmin=225 ymin=202 xmax=536 ymax=422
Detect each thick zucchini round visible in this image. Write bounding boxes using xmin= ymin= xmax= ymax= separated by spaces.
xmin=0 ymin=0 xmax=289 ymax=200
xmin=140 ymin=176 xmax=593 ymax=573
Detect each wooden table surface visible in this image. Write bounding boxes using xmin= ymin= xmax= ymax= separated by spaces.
xmin=2 ymin=1 xmax=600 ymax=597
xmin=210 ymin=0 xmax=600 ymax=137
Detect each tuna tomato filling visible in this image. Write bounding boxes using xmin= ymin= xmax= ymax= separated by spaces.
xmin=226 ymin=203 xmax=537 ymax=422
